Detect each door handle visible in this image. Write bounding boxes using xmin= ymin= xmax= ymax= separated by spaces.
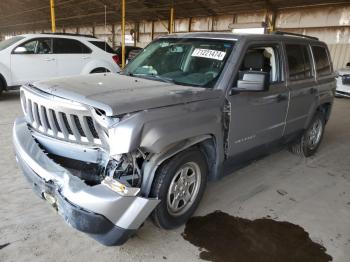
xmin=82 ymin=56 xmax=90 ymax=59
xmin=276 ymin=94 xmax=287 ymax=102
xmin=44 ymin=58 xmax=54 ymax=61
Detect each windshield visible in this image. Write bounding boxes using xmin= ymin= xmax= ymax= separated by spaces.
xmin=0 ymin=36 xmax=25 ymax=51
xmin=123 ymin=38 xmax=235 ymax=88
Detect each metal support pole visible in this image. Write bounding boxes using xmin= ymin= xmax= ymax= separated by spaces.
xmin=169 ymin=7 xmax=174 ymax=34
xmin=151 ymin=21 xmax=155 ymax=40
xmin=134 ymin=22 xmax=140 ymax=47
xmin=50 ymin=0 xmax=56 ymax=33
xmin=121 ymin=0 xmax=126 ymax=68
xmin=112 ymin=24 xmax=115 ymax=49
xmin=265 ymin=9 xmax=276 ymax=33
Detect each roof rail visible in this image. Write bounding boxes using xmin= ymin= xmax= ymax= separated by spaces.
xmin=272 ymin=31 xmax=319 ymax=41
xmin=41 ymin=33 xmax=97 ymax=38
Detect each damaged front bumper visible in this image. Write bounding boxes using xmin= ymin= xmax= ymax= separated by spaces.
xmin=13 ymin=117 xmax=160 ymax=246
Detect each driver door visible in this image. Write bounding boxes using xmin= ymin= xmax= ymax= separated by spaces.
xmin=226 ymin=43 xmax=289 ymax=157
xmin=11 ymin=38 xmax=56 ymax=85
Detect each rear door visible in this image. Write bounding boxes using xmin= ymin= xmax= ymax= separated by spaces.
xmin=53 ymin=38 xmax=91 ymax=77
xmin=11 ymin=38 xmax=56 ymax=85
xmin=283 ymin=43 xmax=317 ymax=135
xmin=227 ymin=42 xmax=289 ymax=156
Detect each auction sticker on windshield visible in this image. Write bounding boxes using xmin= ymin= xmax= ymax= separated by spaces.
xmin=191 ymin=48 xmax=226 ymax=61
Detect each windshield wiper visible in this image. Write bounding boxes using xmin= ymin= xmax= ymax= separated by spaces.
xmin=124 ymin=72 xmax=202 ymax=87
xmin=128 ymin=73 xmax=175 ymax=84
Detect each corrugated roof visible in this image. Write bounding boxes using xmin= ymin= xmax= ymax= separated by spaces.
xmin=0 ymin=0 xmax=347 ymax=33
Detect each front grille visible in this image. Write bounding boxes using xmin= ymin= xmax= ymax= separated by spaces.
xmin=86 ymin=116 xmax=99 ymax=139
xmin=21 ymin=87 xmax=101 ymax=145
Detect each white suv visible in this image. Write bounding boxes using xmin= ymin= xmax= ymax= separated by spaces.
xmin=0 ymin=33 xmax=120 ymax=95
xmin=336 ymin=62 xmax=350 ymax=98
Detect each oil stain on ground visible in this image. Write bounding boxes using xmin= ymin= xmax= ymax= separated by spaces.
xmin=182 ymin=211 xmax=332 ymax=262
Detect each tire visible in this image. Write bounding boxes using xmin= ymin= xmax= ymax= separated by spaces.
xmin=150 ymin=149 xmax=208 ymax=229
xmin=90 ymin=68 xmax=110 ymax=74
xmin=288 ymin=112 xmax=326 ymax=157
xmin=0 ymin=78 xmax=4 ymax=96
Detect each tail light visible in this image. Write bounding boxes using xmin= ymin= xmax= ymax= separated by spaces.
xmin=112 ymin=55 xmax=120 ymax=65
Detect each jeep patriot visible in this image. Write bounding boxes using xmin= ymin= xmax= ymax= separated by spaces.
xmin=13 ymin=32 xmax=335 ymax=245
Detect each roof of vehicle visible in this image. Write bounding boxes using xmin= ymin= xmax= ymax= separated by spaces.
xmin=159 ymin=32 xmax=324 ymax=44
xmin=18 ymin=33 xmax=101 ymax=42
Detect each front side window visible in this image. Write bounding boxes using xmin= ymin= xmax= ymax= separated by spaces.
xmin=20 ymin=40 xmax=37 ymax=54
xmin=53 ymin=38 xmax=90 ymax=54
xmin=14 ymin=38 xmax=52 ymax=54
xmin=123 ymin=38 xmax=235 ymax=88
xmin=286 ymin=44 xmax=313 ymax=81
xmin=236 ymin=45 xmax=281 ymax=85
xmin=312 ymin=46 xmax=331 ymax=77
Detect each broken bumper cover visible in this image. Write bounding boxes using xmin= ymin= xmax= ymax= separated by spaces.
xmin=13 ymin=117 xmax=160 ymax=246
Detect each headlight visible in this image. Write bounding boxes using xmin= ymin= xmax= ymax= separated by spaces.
xmin=101 ymin=176 xmax=140 ymax=196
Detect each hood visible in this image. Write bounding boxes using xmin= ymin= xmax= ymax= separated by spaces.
xmin=32 ymin=73 xmax=223 ymax=116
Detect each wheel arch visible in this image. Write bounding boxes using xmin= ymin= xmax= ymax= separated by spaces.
xmin=316 ymin=102 xmax=332 ymax=123
xmin=305 ymin=99 xmax=333 ymax=128
xmin=90 ymin=67 xmax=111 ymax=74
xmin=141 ymin=134 xmax=222 ymax=197
xmin=0 ymin=73 xmax=8 ymax=91
xmin=81 ymin=60 xmax=119 ymax=74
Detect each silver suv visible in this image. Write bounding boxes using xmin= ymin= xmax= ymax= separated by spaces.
xmin=13 ymin=32 xmax=335 ymax=245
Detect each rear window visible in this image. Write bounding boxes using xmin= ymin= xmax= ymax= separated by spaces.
xmin=286 ymin=44 xmax=313 ymax=81
xmin=311 ymin=46 xmax=331 ymax=76
xmin=0 ymin=36 xmax=25 ymax=51
xmin=53 ymin=38 xmax=91 ymax=54
xmin=89 ymin=41 xmax=115 ymax=53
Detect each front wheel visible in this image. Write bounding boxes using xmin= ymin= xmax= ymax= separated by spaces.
xmin=150 ymin=149 xmax=208 ymax=229
xmin=289 ymin=112 xmax=325 ymax=157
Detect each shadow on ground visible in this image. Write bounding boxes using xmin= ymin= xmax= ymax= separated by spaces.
xmin=0 ymin=90 xmax=20 ymax=102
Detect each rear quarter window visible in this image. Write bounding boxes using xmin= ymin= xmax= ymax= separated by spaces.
xmin=285 ymin=44 xmax=313 ymax=81
xmin=89 ymin=41 xmax=115 ymax=53
xmin=311 ymin=45 xmax=332 ymax=77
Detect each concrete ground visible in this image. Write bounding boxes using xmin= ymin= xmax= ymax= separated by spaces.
xmin=0 ymin=91 xmax=349 ymax=262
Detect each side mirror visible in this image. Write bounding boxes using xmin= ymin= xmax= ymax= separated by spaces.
xmin=233 ymin=71 xmax=269 ymax=93
xmin=13 ymin=46 xmax=33 ymax=54
xmin=346 ymin=62 xmax=350 ymax=68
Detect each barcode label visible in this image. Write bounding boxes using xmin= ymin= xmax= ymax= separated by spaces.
xmin=191 ymin=48 xmax=226 ymax=61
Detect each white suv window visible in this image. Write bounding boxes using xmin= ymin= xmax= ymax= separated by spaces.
xmin=15 ymin=38 xmax=52 ymax=54
xmin=53 ymin=38 xmax=91 ymax=54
